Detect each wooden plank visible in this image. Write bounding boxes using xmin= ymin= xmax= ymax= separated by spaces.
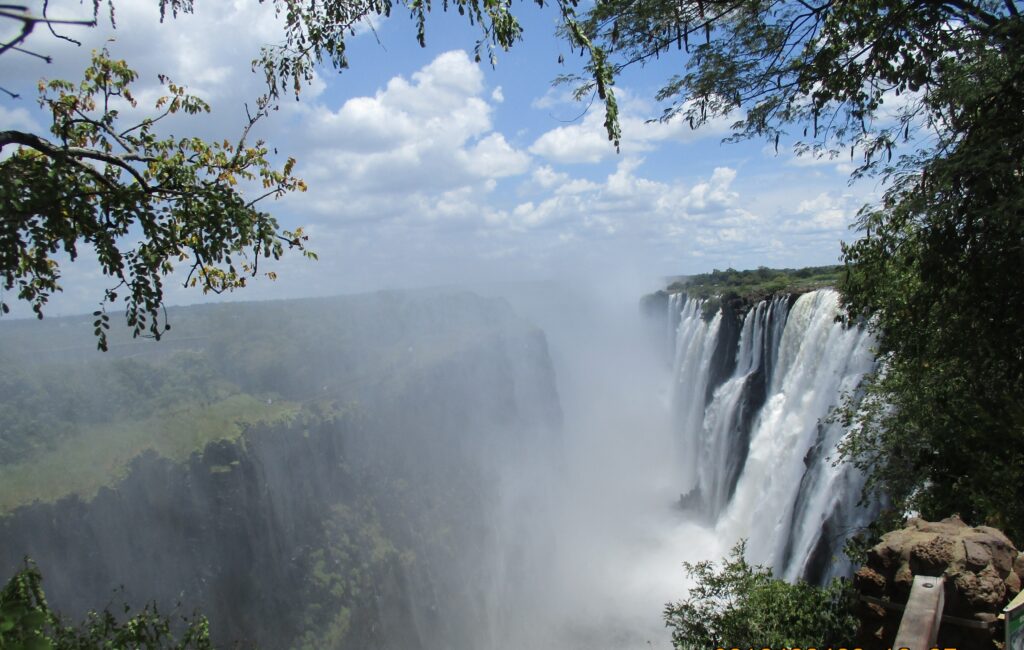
xmin=893 ymin=575 xmax=945 ymax=649
xmin=860 ymin=594 xmax=992 ymax=630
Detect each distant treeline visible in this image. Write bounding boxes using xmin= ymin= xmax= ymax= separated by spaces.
xmin=668 ymin=265 xmax=843 ymax=299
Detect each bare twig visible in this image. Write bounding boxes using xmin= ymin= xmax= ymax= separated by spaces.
xmin=0 ymin=8 xmax=35 ymax=57
xmin=10 ymin=44 xmax=51 ymax=61
xmin=43 ymin=0 xmax=81 ymax=46
xmin=0 ymin=6 xmax=95 ymax=57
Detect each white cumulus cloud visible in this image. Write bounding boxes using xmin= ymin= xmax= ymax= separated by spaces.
xmin=290 ymin=50 xmax=532 ymax=223
xmin=529 ymin=95 xmax=733 ymax=164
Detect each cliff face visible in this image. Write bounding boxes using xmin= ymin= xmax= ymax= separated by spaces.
xmin=0 ymin=290 xmax=562 ymax=649
xmin=2 ymin=416 xmax=367 ymax=648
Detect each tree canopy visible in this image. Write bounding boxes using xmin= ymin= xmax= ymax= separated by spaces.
xmin=836 ymin=3 xmax=1024 ymax=541
xmin=570 ymin=0 xmax=1021 ymax=162
xmin=1 ymin=6 xmax=318 ymax=350
xmin=1 ymin=48 xmax=313 ymax=350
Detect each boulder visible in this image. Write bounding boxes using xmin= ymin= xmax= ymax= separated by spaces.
xmin=853 ymin=517 xmax=1022 ymax=649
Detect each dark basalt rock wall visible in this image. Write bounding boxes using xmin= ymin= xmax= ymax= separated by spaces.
xmin=704 ymin=298 xmax=742 ymax=406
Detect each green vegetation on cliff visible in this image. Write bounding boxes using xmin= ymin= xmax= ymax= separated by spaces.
xmin=652 ymin=265 xmax=843 ymax=321
xmin=0 ymin=394 xmax=300 ymax=512
xmin=1 ymin=562 xmax=213 ymax=650
xmin=669 ymin=266 xmax=843 ymax=301
xmin=0 ymin=290 xmax=555 ymax=650
xmin=0 ymin=291 xmax=526 ymax=512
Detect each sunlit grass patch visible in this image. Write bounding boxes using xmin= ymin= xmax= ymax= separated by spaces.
xmin=0 ymin=394 xmax=298 ymax=513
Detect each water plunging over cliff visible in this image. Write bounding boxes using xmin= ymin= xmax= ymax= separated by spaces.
xmin=667 ymin=289 xmax=876 ymax=583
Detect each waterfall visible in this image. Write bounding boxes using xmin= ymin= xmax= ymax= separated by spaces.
xmin=669 ymin=294 xmax=723 ymax=496
xmin=694 ymin=295 xmax=792 ymax=516
xmin=668 ymin=289 xmax=876 ymax=582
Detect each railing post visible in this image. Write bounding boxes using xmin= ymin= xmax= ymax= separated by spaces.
xmin=893 ymin=575 xmax=945 ymax=649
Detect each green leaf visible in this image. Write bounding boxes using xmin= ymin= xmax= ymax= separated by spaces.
xmin=23 ymin=637 xmax=52 ymax=650
xmin=20 ymin=611 xmax=46 ymax=629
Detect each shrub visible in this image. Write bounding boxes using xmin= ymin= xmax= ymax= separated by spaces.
xmin=0 ymin=562 xmax=213 ymax=650
xmin=664 ymin=542 xmax=856 ymax=649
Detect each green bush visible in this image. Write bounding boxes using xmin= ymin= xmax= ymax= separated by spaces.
xmin=664 ymin=542 xmax=856 ymax=649
xmin=0 ymin=562 xmax=214 ymax=650
xmin=677 ymin=266 xmax=843 ymax=301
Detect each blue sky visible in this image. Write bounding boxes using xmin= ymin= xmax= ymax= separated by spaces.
xmin=0 ymin=0 xmax=876 ymax=315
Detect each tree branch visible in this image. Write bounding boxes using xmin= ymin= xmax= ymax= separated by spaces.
xmin=928 ymin=0 xmax=1000 ymax=27
xmin=0 ymin=130 xmax=154 ymax=187
xmin=0 ymin=6 xmax=95 ymax=63
xmin=0 ymin=7 xmax=34 ymax=57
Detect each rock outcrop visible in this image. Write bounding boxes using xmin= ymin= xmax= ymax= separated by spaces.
xmin=854 ymin=516 xmax=1022 ymax=649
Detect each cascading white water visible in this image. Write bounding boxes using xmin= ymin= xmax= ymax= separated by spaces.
xmin=670 ymin=295 xmax=723 ymax=495
xmin=695 ymin=297 xmax=782 ymax=516
xmin=668 ymin=289 xmax=876 ymax=581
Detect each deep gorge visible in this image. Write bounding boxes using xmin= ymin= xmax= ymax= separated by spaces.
xmin=0 ymin=283 xmax=878 ymax=648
